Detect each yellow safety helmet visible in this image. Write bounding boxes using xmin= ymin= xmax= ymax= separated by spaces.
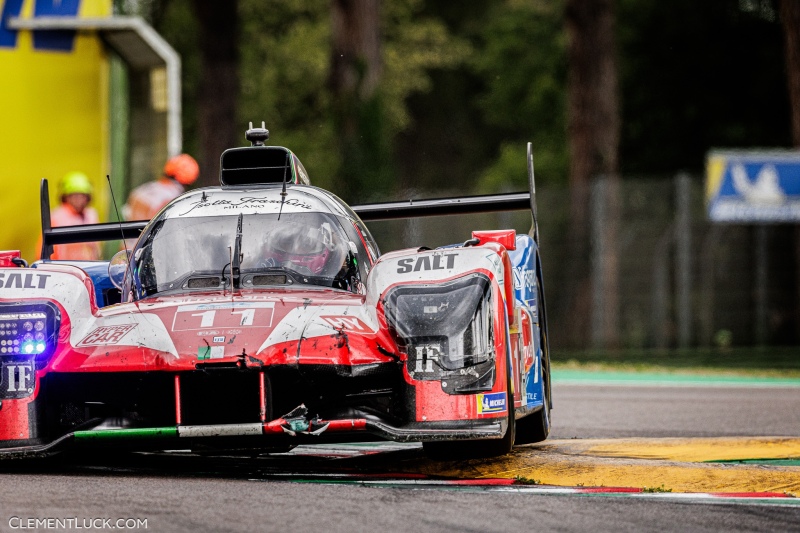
xmin=60 ymin=171 xmax=93 ymax=196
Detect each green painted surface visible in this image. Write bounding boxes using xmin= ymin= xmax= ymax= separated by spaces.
xmin=706 ymin=459 xmax=800 ymax=466
xmin=73 ymin=427 xmax=178 ymax=441
xmin=552 ymin=347 xmax=800 ymax=375
xmin=552 ymin=369 xmax=800 ymax=387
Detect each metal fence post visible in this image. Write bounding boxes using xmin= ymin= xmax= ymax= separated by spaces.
xmin=590 ymin=178 xmax=606 ymax=348
xmin=675 ymin=173 xmax=692 ymax=348
xmin=699 ymin=226 xmax=721 ymax=347
xmin=651 ymin=225 xmax=672 ymax=349
xmin=590 ymin=176 xmax=620 ymax=349
xmin=755 ymin=225 xmax=768 ymax=345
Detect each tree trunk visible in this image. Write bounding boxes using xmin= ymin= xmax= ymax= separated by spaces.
xmin=191 ymin=0 xmax=240 ymax=187
xmin=781 ymin=0 xmax=800 ymax=146
xmin=329 ymin=0 xmax=387 ymax=203
xmin=564 ymin=0 xmax=621 ymax=349
xmin=779 ymin=0 xmax=800 ymax=339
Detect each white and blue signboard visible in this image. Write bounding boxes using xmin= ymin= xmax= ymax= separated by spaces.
xmin=706 ymin=150 xmax=800 ymax=222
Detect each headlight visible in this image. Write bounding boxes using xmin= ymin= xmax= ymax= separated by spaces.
xmin=384 ymin=274 xmax=496 ymax=393
xmin=0 ymin=302 xmax=60 ymax=365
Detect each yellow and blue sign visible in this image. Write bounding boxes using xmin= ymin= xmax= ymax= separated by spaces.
xmin=477 ymin=391 xmax=507 ymax=414
xmin=0 ymin=0 xmax=111 ymax=261
xmin=1 ymin=0 xmax=83 ymax=51
xmin=706 ymin=150 xmax=800 ymax=222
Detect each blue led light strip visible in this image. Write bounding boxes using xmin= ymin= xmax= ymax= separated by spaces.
xmin=0 ymin=311 xmax=48 ymax=355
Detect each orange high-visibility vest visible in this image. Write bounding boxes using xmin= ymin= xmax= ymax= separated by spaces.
xmin=47 ymin=204 xmax=101 ymax=261
xmin=123 ymin=178 xmax=185 ymax=222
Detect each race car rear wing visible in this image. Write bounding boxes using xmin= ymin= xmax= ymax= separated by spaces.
xmin=39 ymin=143 xmax=540 ymax=260
xmin=358 ymin=143 xmax=540 ymax=237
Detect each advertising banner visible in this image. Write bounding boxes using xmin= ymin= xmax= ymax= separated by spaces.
xmin=706 ymin=150 xmax=800 ymax=223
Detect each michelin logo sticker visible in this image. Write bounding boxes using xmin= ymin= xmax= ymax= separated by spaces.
xmin=477 ymin=392 xmax=507 ymax=414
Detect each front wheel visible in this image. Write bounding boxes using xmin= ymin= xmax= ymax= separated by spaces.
xmin=423 ymin=381 xmax=515 ymax=460
xmin=516 ymin=290 xmax=551 ymax=445
xmin=514 ymin=371 xmax=550 ymax=444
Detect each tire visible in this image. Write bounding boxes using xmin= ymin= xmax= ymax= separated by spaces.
xmin=514 ymin=356 xmax=550 ymax=444
xmin=423 ymin=377 xmax=516 ymax=460
xmin=516 ymin=277 xmax=551 ymax=445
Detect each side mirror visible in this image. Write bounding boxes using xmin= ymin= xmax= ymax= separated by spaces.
xmin=108 ymin=250 xmax=130 ymax=289
xmin=346 ymin=242 xmax=365 ymax=293
xmin=347 ymin=241 xmax=361 ymax=270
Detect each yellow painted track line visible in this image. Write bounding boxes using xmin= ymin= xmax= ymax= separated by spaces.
xmin=558 ymin=437 xmax=800 ymax=463
xmin=386 ymin=438 xmax=800 ymax=494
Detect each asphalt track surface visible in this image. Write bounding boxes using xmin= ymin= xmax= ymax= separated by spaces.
xmin=0 ymin=382 xmax=799 ymax=533
xmin=550 ymin=382 xmax=800 ymax=438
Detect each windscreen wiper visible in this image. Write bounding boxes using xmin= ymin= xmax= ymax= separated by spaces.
xmin=231 ymin=212 xmax=243 ymax=289
xmin=278 ymin=151 xmax=290 ymax=221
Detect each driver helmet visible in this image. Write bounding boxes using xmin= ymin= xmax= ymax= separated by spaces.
xmin=266 ymin=222 xmax=344 ymax=276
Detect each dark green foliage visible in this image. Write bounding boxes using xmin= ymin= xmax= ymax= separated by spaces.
xmin=135 ymin=0 xmax=791 ymax=195
xmin=618 ymin=0 xmax=790 ymax=174
xmin=396 ymin=0 xmax=567 ymax=194
xmin=238 ymin=0 xmax=336 ymax=189
xmin=149 ymin=0 xmax=202 ymax=159
xmin=473 ymin=0 xmax=568 ymax=190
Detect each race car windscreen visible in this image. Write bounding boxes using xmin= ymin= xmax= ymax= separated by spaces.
xmin=131 ymin=212 xmax=351 ymax=297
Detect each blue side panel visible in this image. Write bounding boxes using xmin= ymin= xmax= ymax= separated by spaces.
xmin=509 ymin=235 xmax=545 ymax=409
xmin=78 ymin=261 xmax=114 ymax=307
xmin=508 ymin=234 xmax=537 ymax=317
xmin=0 ymin=0 xmax=24 ymax=48
xmin=33 ymin=0 xmax=80 ymax=52
xmin=524 ymin=329 xmax=545 ymax=408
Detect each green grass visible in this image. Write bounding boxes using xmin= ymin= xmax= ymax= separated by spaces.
xmin=551 ymin=347 xmax=800 ymax=377
xmin=641 ymin=484 xmax=673 ymax=493
xmin=706 ymin=459 xmax=800 ymax=467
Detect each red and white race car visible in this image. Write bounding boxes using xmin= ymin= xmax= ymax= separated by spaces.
xmin=0 ymin=125 xmax=551 ymax=459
